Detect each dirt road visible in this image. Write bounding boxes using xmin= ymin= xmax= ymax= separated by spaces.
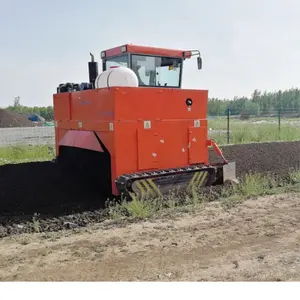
xmin=1 ymin=192 xmax=300 ymax=281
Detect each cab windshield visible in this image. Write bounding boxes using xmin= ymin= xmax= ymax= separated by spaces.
xmin=131 ymin=55 xmax=182 ymax=88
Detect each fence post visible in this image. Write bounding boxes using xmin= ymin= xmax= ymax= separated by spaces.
xmin=278 ymin=107 xmax=281 ymax=132
xmin=226 ymin=107 xmax=231 ymax=144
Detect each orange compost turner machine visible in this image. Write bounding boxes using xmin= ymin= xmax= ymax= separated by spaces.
xmin=53 ymin=44 xmax=237 ymax=198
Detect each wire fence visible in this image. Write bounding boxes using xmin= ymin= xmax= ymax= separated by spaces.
xmin=0 ymin=127 xmax=55 ymax=147
xmin=208 ymin=108 xmax=300 ymax=144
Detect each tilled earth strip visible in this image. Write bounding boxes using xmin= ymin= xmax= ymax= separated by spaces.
xmin=0 ymin=140 xmax=299 ymax=237
xmin=213 ymin=140 xmax=300 ymax=177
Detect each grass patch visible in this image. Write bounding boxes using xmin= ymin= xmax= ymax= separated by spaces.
xmin=288 ymin=170 xmax=300 ymax=184
xmin=0 ymin=145 xmax=55 ymax=165
xmin=229 ymin=124 xmax=300 ymax=144
xmin=232 ymin=173 xmax=277 ymax=198
xmin=107 ymin=171 xmax=300 ymax=220
xmin=106 ymin=192 xmax=184 ymax=220
xmin=208 ymin=118 xmax=300 ymax=145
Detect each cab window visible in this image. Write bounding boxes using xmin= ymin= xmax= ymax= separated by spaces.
xmin=131 ymin=55 xmax=182 ymax=88
xmin=104 ymin=55 xmax=128 ymax=70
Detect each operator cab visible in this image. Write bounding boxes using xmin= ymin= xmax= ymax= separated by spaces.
xmin=56 ymin=44 xmax=202 ymax=93
xmin=101 ymin=44 xmax=202 ymax=89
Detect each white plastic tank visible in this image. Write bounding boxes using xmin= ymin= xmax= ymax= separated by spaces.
xmin=95 ymin=66 xmax=139 ymax=88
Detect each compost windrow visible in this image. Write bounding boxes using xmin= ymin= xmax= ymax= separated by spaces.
xmin=0 ymin=109 xmax=35 ymax=128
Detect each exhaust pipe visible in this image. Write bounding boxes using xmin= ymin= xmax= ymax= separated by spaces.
xmin=88 ymin=53 xmax=99 ymax=88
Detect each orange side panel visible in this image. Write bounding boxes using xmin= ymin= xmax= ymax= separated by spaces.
xmin=137 ymin=129 xmax=159 ymax=170
xmin=53 ymin=93 xmax=71 ymax=120
xmin=113 ymin=122 xmax=138 ymax=177
xmin=55 ymin=128 xmax=68 ymax=156
xmin=59 ymin=130 xmax=104 ymax=152
xmin=114 ymin=121 xmax=198 ymax=176
xmin=188 ymin=127 xmax=208 ymax=164
xmin=95 ymin=132 xmax=114 ymax=154
xmin=114 ymin=88 xmax=208 ymax=121
xmin=70 ymin=89 xmax=115 ymax=122
xmin=136 ymin=124 xmax=190 ymax=171
xmin=154 ymin=123 xmax=189 ymax=168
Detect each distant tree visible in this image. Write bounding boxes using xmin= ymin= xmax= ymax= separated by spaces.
xmin=13 ymin=96 xmax=21 ymax=107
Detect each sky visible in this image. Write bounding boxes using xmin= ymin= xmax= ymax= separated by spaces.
xmin=0 ymin=0 xmax=299 ymax=107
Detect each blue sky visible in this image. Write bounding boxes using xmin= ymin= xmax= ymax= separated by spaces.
xmin=0 ymin=0 xmax=299 ymax=107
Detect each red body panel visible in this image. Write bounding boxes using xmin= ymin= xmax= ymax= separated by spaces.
xmin=53 ymin=87 xmax=209 ymax=195
xmin=59 ymin=131 xmax=104 ymax=152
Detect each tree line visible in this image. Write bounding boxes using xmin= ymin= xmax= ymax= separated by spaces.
xmin=208 ymin=88 xmax=300 ymax=116
xmin=7 ymin=102 xmax=54 ymax=121
xmin=5 ymin=87 xmax=300 ymax=120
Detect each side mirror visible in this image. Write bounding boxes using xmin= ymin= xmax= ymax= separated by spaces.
xmin=197 ymin=57 xmax=202 ymax=70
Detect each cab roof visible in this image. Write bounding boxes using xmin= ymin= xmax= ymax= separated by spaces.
xmin=101 ymin=44 xmax=192 ymax=59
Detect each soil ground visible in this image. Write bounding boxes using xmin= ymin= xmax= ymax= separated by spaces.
xmin=1 ymin=192 xmax=300 ymax=281
xmin=0 ymin=140 xmax=300 ymax=237
xmin=1 ymin=140 xmax=300 ymax=212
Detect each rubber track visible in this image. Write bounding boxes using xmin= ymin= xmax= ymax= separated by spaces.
xmin=115 ymin=165 xmax=217 ymax=197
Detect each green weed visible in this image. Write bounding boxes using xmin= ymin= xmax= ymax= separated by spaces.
xmin=107 ymin=171 xmax=300 ymax=220
xmin=32 ymin=213 xmax=40 ymax=233
xmin=232 ymin=173 xmax=273 ymax=198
